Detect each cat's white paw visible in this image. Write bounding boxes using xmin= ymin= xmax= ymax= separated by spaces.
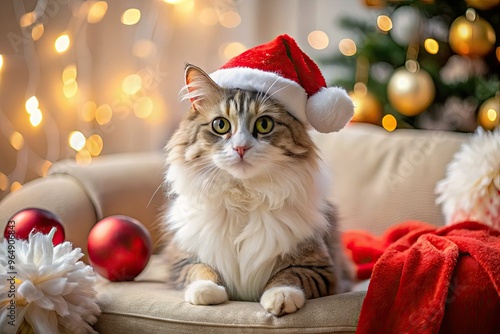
xmin=185 ymin=280 xmax=228 ymax=305
xmin=260 ymin=286 xmax=305 ymax=316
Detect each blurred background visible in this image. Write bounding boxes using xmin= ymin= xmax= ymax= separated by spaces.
xmin=0 ymin=0 xmax=499 ymax=201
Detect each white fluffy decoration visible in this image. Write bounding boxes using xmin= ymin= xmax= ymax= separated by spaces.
xmin=0 ymin=228 xmax=100 ymax=334
xmin=436 ymin=127 xmax=500 ymax=230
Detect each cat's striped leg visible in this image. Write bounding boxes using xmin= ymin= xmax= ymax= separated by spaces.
xmin=261 ymin=264 xmax=338 ymax=316
xmin=172 ymin=258 xmax=228 ymax=305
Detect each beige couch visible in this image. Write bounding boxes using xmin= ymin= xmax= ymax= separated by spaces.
xmin=0 ymin=123 xmax=469 ymax=333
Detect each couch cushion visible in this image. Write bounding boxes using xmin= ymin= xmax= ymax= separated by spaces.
xmin=313 ymin=124 xmax=468 ymax=235
xmin=94 ymin=255 xmax=364 ymax=333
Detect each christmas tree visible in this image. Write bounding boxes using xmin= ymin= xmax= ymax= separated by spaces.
xmin=327 ymin=0 xmax=499 ymax=132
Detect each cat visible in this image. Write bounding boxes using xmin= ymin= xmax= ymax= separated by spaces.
xmin=162 ymin=64 xmax=353 ymax=316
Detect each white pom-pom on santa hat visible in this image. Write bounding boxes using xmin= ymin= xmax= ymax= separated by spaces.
xmin=209 ymin=34 xmax=354 ymax=133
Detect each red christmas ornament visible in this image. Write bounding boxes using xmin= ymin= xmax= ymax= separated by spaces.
xmin=87 ymin=215 xmax=153 ymax=281
xmin=4 ymin=208 xmax=65 ymax=246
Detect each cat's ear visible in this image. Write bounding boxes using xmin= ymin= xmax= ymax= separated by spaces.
xmin=182 ymin=64 xmax=222 ymax=111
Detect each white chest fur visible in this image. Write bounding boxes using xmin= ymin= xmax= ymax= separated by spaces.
xmin=166 ymin=163 xmax=329 ymax=301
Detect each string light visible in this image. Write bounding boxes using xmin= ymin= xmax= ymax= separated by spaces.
xmin=339 ymin=38 xmax=357 ymax=56
xmin=219 ymin=11 xmax=241 ymax=28
xmin=87 ymin=1 xmax=108 ymax=24
xmin=308 ymin=30 xmax=329 ymax=50
xmin=121 ymin=8 xmax=141 ymax=26
xmin=69 ymin=131 xmax=86 ymax=151
xmin=382 ymin=114 xmax=398 ymax=132
xmin=55 ymin=34 xmax=70 ymax=53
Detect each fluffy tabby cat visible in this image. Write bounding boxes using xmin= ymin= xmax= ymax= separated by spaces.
xmin=162 ymin=64 xmax=353 ymax=316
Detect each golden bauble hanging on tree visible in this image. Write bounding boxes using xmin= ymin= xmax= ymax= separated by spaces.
xmin=449 ymin=9 xmax=496 ymax=56
xmin=477 ymin=95 xmax=500 ymax=130
xmin=466 ymin=0 xmax=500 ymax=10
xmin=387 ymin=61 xmax=435 ymax=117
xmin=349 ymin=83 xmax=383 ymax=125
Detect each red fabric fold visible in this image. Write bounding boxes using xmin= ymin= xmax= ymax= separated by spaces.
xmin=353 ymin=221 xmax=500 ymax=334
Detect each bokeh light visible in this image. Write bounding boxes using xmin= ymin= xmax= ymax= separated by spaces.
xmin=25 ymin=96 xmax=39 ymax=114
xmin=10 ymin=131 xmax=24 ymax=150
xmin=20 ymin=12 xmax=37 ymax=28
xmin=87 ymin=1 xmax=108 ymax=24
xmin=29 ymin=108 xmax=43 ymax=127
xmin=121 ymin=8 xmax=141 ymax=25
xmin=424 ymin=38 xmax=439 ymax=54
xmin=40 ymin=160 xmax=52 ymax=177
xmin=63 ymin=81 xmax=78 ymax=98
xmin=308 ymin=30 xmax=329 ymax=50
xmin=87 ymin=134 xmax=104 ymax=156
xmin=219 ymin=11 xmax=241 ymax=28
xmin=134 ymin=97 xmax=154 ymax=119
xmin=55 ymin=34 xmax=70 ymax=53
xmin=0 ymin=172 xmax=8 ymax=191
xmin=199 ymin=8 xmax=219 ymax=25
xmin=174 ymin=0 xmax=195 ymax=14
xmin=377 ymin=15 xmax=393 ymax=32
xmin=82 ymin=101 xmax=97 ymax=122
xmin=69 ymin=131 xmax=86 ymax=151
xmin=382 ymin=114 xmax=398 ymax=132
xmin=0 ymin=55 xmax=3 ymax=70
xmin=133 ymin=40 xmax=157 ymax=58
xmin=10 ymin=182 xmax=22 ymax=193
xmin=62 ymin=65 xmax=77 ymax=84
xmin=95 ymin=104 xmax=113 ymax=125
xmin=122 ymin=74 xmax=142 ymax=95
xmin=220 ymin=42 xmax=246 ymax=61
xmin=339 ymin=38 xmax=357 ymax=56
xmin=31 ymin=24 xmax=44 ymax=41
xmin=75 ymin=149 xmax=92 ymax=166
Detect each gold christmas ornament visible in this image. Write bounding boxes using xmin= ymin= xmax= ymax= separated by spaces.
xmin=349 ymin=83 xmax=383 ymax=125
xmin=387 ymin=61 xmax=435 ymax=117
xmin=465 ymin=0 xmax=500 ymax=10
xmin=449 ymin=9 xmax=496 ymax=56
xmin=477 ymin=95 xmax=500 ymax=130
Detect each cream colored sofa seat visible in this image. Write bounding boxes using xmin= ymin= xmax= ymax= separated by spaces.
xmin=0 ymin=124 xmax=468 ymax=333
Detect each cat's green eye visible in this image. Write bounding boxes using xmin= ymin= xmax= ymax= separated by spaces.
xmin=212 ymin=117 xmax=231 ymax=134
xmin=254 ymin=116 xmax=274 ymax=134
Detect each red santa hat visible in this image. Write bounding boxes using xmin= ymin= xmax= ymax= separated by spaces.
xmin=209 ymin=34 xmax=353 ymax=133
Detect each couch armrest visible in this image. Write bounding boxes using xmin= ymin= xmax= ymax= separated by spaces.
xmin=0 ymin=152 xmax=167 ymax=258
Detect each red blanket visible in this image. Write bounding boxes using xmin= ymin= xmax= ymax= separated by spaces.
xmin=344 ymin=221 xmax=500 ymax=334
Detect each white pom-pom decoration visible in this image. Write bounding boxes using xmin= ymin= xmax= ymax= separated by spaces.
xmin=436 ymin=127 xmax=500 ymax=230
xmin=0 ymin=228 xmax=100 ymax=333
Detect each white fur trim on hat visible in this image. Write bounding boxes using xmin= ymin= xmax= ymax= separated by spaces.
xmin=306 ymin=87 xmax=354 ymax=133
xmin=210 ymin=67 xmax=308 ymax=125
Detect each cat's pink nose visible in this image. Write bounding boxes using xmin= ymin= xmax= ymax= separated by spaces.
xmin=234 ymin=146 xmax=250 ymax=157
